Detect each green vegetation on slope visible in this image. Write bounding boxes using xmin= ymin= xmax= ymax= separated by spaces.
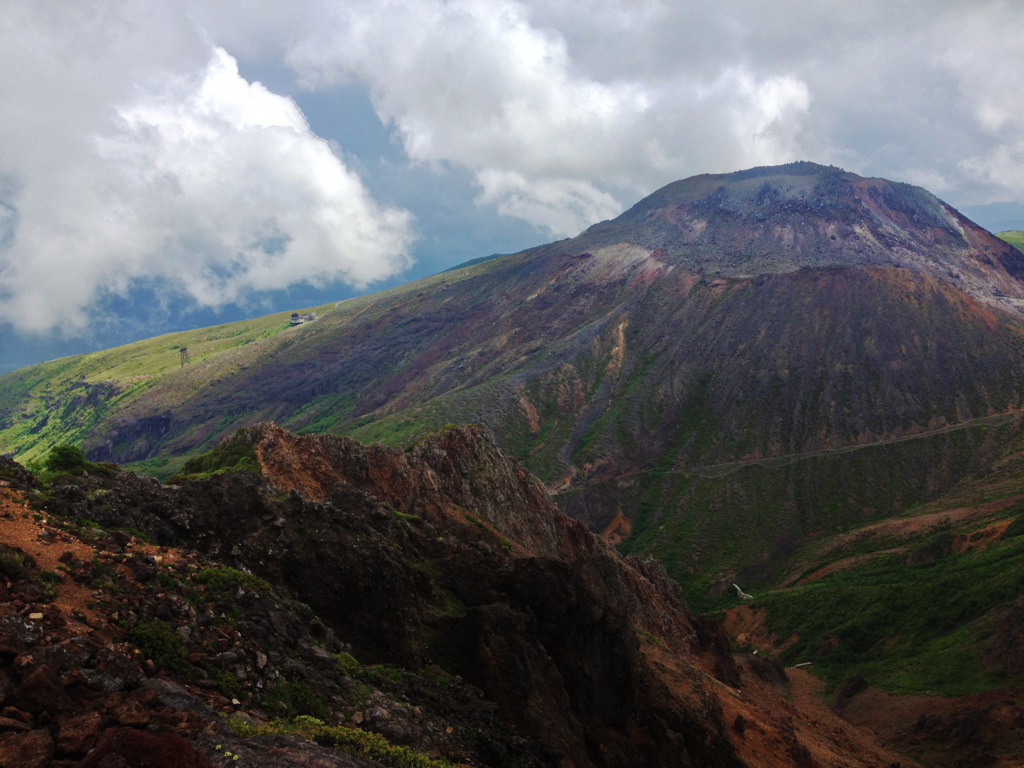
xmin=170 ymin=429 xmax=262 ymax=482
xmin=718 ymin=446 xmax=1024 ymax=699
xmin=755 ymin=520 xmax=1024 ymax=696
xmin=997 ymin=230 xmax=1024 ymax=253
xmin=0 ymin=310 xmax=303 ymax=465
xmin=0 ymin=253 xmax=511 ymax=470
xmin=598 ymin=416 xmax=1020 ymax=611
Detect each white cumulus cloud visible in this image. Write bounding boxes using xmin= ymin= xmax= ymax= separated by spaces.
xmin=0 ymin=6 xmax=412 ymax=334
xmin=283 ymin=0 xmax=820 ymax=235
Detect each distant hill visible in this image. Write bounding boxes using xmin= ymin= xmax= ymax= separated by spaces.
xmin=961 ymin=201 xmax=1024 ymax=233
xmin=5 ymin=162 xmax=1024 ymax=605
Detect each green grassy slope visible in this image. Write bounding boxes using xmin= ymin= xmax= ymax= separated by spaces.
xmin=997 ymin=230 xmax=1024 ymax=253
xmin=0 ymin=258 xmax=511 ymax=469
xmin=0 ymin=309 xmax=299 ymax=466
xmin=723 ymin=443 xmax=1024 ymax=697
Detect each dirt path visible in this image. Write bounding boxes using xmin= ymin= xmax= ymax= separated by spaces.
xmin=825 ymin=493 xmax=1024 ymax=551
xmin=0 ymin=487 xmax=179 ymax=631
xmin=683 ymin=410 xmax=1022 ymax=478
xmin=788 ymin=547 xmax=907 ymax=586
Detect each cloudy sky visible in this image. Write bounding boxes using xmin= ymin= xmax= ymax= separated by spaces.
xmin=2 ymin=0 xmax=1024 ymax=372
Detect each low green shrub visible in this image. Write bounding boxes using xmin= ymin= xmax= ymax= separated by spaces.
xmin=42 ymin=445 xmax=116 ymax=478
xmin=229 ymin=716 xmax=452 ymax=768
xmin=45 ymin=445 xmax=88 ymax=474
xmin=334 ymin=651 xmax=360 ymax=675
xmin=0 ymin=545 xmax=27 ymax=580
xmin=128 ymin=618 xmax=192 ymax=676
xmin=194 ymin=566 xmax=270 ymax=595
xmin=170 ymin=430 xmax=261 ymax=483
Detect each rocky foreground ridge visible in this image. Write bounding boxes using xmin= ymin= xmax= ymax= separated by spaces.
xmin=0 ymin=425 xmax=910 ymax=767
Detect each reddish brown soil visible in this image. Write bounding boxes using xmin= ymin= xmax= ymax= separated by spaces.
xmin=721 ymin=604 xmax=799 ymax=655
xmin=722 ymin=567 xmax=1024 ymax=767
xmin=839 ymin=683 xmax=1024 ymax=768
xmin=643 ymin=638 xmax=917 ymax=768
xmin=2 ymin=488 xmax=103 ymax=628
xmin=826 ymin=494 xmax=1024 ymax=553
xmin=952 ymin=518 xmax=1016 ymax=553
xmin=794 ymin=548 xmax=907 ymax=586
xmin=599 ymin=510 xmax=631 ymax=547
xmin=0 ymin=487 xmax=182 ymax=632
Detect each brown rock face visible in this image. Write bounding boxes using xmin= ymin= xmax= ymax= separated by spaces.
xmin=6 ymin=664 xmax=72 ymax=716
xmin=56 ymin=710 xmax=105 ymax=755
xmin=79 ymin=727 xmax=211 ymax=768
xmin=0 ymin=729 xmax=54 ymax=768
xmin=253 ymin=423 xmax=567 ymax=558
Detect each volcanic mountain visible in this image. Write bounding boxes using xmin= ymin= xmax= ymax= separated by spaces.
xmin=4 ymin=161 xmax=1024 ymax=601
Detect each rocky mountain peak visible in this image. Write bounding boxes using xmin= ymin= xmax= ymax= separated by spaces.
xmin=573 ymin=162 xmax=1024 ymax=313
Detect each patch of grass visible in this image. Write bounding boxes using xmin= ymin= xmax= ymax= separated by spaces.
xmin=169 ymin=430 xmax=261 ymax=483
xmin=333 ymin=652 xmax=360 ymax=675
xmin=635 ymin=626 xmax=662 ymax=646
xmin=128 ymin=618 xmax=193 ymax=677
xmin=260 ymin=677 xmax=329 ymax=720
xmin=0 ymin=545 xmax=27 ymax=580
xmin=364 ymin=664 xmax=403 ymax=686
xmin=996 ymin=230 xmax=1024 ymax=254
xmin=756 ymin=529 xmax=1024 ymax=696
xmin=228 ymin=715 xmax=453 ymax=768
xmin=36 ymin=569 xmax=60 ymax=601
xmin=390 ymin=509 xmax=422 ymax=523
xmin=210 ymin=667 xmax=241 ymax=699
xmin=193 ymin=566 xmax=270 ymax=596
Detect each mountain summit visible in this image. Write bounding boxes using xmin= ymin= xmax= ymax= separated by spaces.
xmin=3 ymin=162 xmax=1024 ymax=602
xmin=576 ymin=161 xmax=1024 ymax=311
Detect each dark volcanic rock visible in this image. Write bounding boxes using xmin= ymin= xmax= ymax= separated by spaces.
xmin=0 ymin=728 xmax=53 ymax=768
xmin=79 ymin=727 xmax=212 ymax=768
xmin=0 ymin=456 xmax=34 ymax=490
xmin=40 ymin=423 xmax=745 ymax=768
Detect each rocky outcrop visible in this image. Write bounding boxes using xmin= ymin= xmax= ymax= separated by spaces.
xmin=0 ymin=482 xmax=543 ymax=768
xmin=0 ymin=456 xmax=34 ymax=490
xmin=39 ymin=423 xmax=745 ymax=768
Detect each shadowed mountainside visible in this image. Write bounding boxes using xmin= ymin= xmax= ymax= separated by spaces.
xmin=4 ymin=162 xmax=1024 ymax=604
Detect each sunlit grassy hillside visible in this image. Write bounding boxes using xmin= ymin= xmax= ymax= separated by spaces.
xmin=0 ymin=308 xmax=306 ymax=467
xmin=0 ymin=258 xmax=503 ymax=472
xmin=998 ymin=230 xmax=1024 ymax=253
